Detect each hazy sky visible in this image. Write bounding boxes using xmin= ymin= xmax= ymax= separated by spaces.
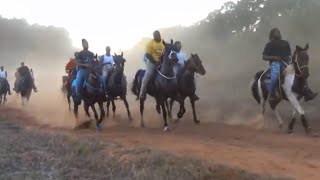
xmin=0 ymin=0 xmax=234 ymax=53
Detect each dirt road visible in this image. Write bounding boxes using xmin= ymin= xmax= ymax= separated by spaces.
xmin=1 ymin=104 xmax=319 ymax=180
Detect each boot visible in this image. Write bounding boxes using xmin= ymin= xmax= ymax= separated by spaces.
xmin=190 ymin=94 xmax=200 ymax=101
xmin=303 ymin=86 xmax=317 ymax=102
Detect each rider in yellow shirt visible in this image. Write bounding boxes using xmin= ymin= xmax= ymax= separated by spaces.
xmin=139 ymin=30 xmax=165 ymax=100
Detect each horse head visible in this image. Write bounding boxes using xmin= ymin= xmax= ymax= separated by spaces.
xmin=87 ymin=59 xmax=102 ymax=87
xmin=293 ymin=43 xmax=309 ymax=79
xmin=186 ymin=54 xmax=206 ymax=75
xmin=113 ymin=52 xmax=126 ymax=73
xmin=162 ymin=39 xmax=178 ymax=66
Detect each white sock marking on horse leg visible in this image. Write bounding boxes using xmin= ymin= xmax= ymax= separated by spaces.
xmin=257 ymin=78 xmax=267 ymax=127
xmin=283 ymin=74 xmax=305 ymax=115
xmin=290 ymin=109 xmax=296 ymax=120
xmin=274 ymin=109 xmax=284 ymax=128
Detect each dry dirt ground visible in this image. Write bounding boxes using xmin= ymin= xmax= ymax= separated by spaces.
xmin=1 ymin=103 xmax=320 ymax=180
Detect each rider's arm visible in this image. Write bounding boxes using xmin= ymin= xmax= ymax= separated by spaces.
xmin=5 ymin=71 xmax=7 ymax=78
xmin=145 ymin=41 xmax=158 ymax=64
xmin=262 ymin=55 xmax=281 ymax=61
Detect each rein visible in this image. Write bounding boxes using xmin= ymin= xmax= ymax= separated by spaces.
xmin=293 ymin=50 xmax=308 ymax=77
xmin=157 ymin=67 xmax=176 ymax=80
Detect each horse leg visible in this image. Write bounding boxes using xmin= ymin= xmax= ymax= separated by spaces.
xmin=84 ymin=103 xmax=91 ymax=117
xmin=155 ymin=97 xmax=161 ymax=114
xmin=122 ymin=95 xmax=132 ymax=121
xmin=288 ymin=109 xmax=296 ymax=134
xmin=177 ymin=98 xmax=186 ymax=119
xmin=91 ymin=104 xmax=99 ymax=121
xmin=73 ymin=103 xmax=79 ymax=119
xmin=112 ymin=100 xmax=116 ymax=118
xmin=190 ymin=99 xmax=200 ymax=124
xmin=98 ymin=101 xmax=105 ymax=123
xmin=67 ymin=94 xmax=71 ymax=111
xmin=273 ymin=108 xmax=284 ymax=129
xmin=140 ymin=99 xmax=145 ymax=128
xmin=91 ymin=104 xmax=101 ymax=131
xmin=161 ymin=100 xmax=169 ymax=132
xmin=301 ymin=115 xmax=312 ymax=135
xmin=165 ymin=99 xmax=172 ymax=120
xmin=106 ymin=101 xmax=110 ymax=118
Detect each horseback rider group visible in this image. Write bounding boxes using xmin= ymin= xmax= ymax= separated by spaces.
xmin=65 ymin=28 xmax=316 ymax=107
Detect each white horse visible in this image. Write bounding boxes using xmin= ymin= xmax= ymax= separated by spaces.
xmin=251 ymin=44 xmax=314 ymax=134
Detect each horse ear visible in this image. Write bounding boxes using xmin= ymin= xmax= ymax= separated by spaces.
xmin=121 ymin=52 xmax=123 ymax=57
xmin=170 ymin=39 xmax=173 ymax=45
xmin=114 ymin=53 xmax=117 ymax=56
xmin=305 ymin=43 xmax=309 ymax=50
xmin=296 ymin=45 xmax=302 ymax=51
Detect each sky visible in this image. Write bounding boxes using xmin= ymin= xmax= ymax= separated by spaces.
xmin=0 ymin=0 xmax=234 ymax=53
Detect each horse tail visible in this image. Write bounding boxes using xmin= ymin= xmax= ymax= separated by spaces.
xmin=131 ymin=69 xmax=142 ymax=100
xmin=251 ymin=70 xmax=264 ymax=104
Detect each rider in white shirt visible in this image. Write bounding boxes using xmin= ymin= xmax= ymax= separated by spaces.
xmin=101 ymin=46 xmax=115 ymax=95
xmin=0 ymin=66 xmax=11 ymax=95
xmin=173 ymin=41 xmax=199 ymax=101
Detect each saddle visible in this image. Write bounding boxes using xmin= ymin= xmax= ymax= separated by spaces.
xmin=259 ymin=67 xmax=303 ymax=98
xmin=260 ymin=68 xmax=286 ymax=98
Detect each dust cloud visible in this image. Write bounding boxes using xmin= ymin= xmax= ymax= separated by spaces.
xmin=3 ymin=0 xmax=320 ymax=130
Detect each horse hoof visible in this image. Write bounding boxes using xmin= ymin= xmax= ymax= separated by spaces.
xmin=177 ymin=113 xmax=184 ymax=119
xmin=288 ymin=129 xmax=293 ymax=134
xmin=141 ymin=124 xmax=145 ymax=128
xmin=96 ymin=124 xmax=102 ymax=131
xmin=128 ymin=116 xmax=133 ymax=121
xmin=164 ymin=126 xmax=170 ymax=132
xmin=278 ymin=123 xmax=283 ymax=129
xmin=194 ymin=120 xmax=200 ymax=124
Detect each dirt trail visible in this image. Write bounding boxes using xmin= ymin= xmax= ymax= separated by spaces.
xmin=1 ymin=105 xmax=320 ymax=180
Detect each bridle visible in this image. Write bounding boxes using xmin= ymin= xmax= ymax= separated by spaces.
xmin=292 ymin=50 xmax=309 ymax=77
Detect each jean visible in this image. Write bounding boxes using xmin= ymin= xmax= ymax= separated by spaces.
xmin=102 ymin=64 xmax=114 ymax=90
xmin=76 ymin=68 xmax=89 ymax=96
xmin=140 ymin=60 xmax=157 ymax=96
xmin=269 ymin=61 xmax=286 ymax=96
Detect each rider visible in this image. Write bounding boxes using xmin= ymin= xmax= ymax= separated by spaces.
xmin=14 ymin=62 xmax=38 ymax=93
xmin=173 ymin=41 xmax=199 ymax=101
xmin=101 ymin=46 xmax=115 ymax=96
xmin=262 ymin=28 xmax=317 ymax=104
xmin=66 ymin=52 xmax=78 ymax=76
xmin=139 ymin=30 xmax=165 ymax=100
xmin=75 ymin=39 xmax=95 ymax=97
xmin=0 ymin=66 xmax=11 ymax=95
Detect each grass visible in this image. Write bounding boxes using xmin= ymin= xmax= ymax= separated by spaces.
xmin=0 ymin=117 xmax=293 ymax=180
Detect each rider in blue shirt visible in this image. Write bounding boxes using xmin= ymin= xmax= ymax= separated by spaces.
xmin=75 ymin=39 xmax=94 ymax=97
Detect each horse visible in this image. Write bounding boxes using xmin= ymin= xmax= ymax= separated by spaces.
xmin=105 ymin=52 xmax=132 ymax=121
xmin=168 ymin=54 xmax=206 ymax=124
xmin=0 ymin=78 xmax=10 ymax=106
xmin=15 ymin=67 xmax=34 ymax=105
xmin=65 ymin=59 xmax=77 ymax=111
xmin=251 ymin=44 xmax=314 ymax=134
xmin=132 ymin=39 xmax=181 ymax=131
xmin=72 ymin=59 xmax=106 ymax=130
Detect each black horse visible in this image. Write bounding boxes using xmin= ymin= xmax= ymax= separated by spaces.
xmin=168 ymin=54 xmax=206 ymax=123
xmin=132 ymin=40 xmax=181 ymax=131
xmin=15 ymin=67 xmax=34 ymax=105
xmin=105 ymin=53 xmax=132 ymax=121
xmin=72 ymin=59 xmax=105 ymax=130
xmin=0 ymin=78 xmax=10 ymax=106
